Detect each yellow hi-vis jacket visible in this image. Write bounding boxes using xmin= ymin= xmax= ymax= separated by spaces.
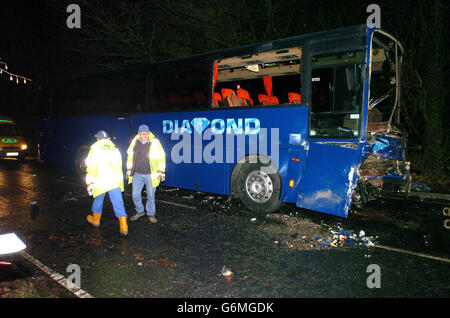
xmin=126 ymin=132 xmax=166 ymax=188
xmin=85 ymin=139 xmax=124 ymax=198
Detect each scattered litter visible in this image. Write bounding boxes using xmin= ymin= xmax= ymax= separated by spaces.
xmin=411 ymin=182 xmax=431 ymax=192
xmin=221 ymin=266 xmax=233 ymax=277
xmin=250 ymin=218 xmax=257 ymax=222
xmin=29 ymin=201 xmax=39 ymax=221
xmin=310 ymin=226 xmax=376 ymax=248
xmin=329 ymin=226 xmax=343 ymax=234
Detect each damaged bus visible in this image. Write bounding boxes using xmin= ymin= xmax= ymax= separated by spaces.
xmin=39 ymin=25 xmax=409 ymax=217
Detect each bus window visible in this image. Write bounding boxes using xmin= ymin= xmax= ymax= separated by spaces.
xmin=101 ymin=67 xmax=148 ymax=113
xmin=148 ymin=61 xmax=210 ymax=111
xmin=213 ymin=47 xmax=302 ymax=107
xmin=367 ymin=31 xmax=403 ymax=133
xmin=310 ymin=52 xmax=363 ymax=138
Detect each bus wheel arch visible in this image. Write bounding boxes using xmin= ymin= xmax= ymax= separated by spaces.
xmin=230 ymin=154 xmax=282 ymax=213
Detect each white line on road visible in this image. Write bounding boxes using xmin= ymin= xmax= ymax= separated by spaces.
xmin=20 ymin=251 xmax=94 ymax=298
xmin=375 ymin=245 xmax=450 ymax=263
xmin=57 ymin=179 xmax=198 ymax=210
xmin=55 ymin=180 xmax=449 ymax=263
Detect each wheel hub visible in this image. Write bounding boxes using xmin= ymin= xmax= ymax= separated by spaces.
xmin=245 ymin=170 xmax=273 ymax=203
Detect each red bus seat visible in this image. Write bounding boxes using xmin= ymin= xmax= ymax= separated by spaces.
xmin=221 ymin=88 xmax=241 ymax=107
xmin=288 ymin=92 xmax=302 ymax=104
xmin=212 ymin=92 xmax=222 ymax=107
xmin=236 ymin=88 xmax=254 ymax=106
xmin=258 ymin=94 xmax=279 ymax=105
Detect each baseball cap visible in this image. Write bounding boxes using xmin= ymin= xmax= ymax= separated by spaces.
xmin=138 ymin=124 xmax=150 ymax=133
xmin=94 ymin=130 xmax=109 ymax=139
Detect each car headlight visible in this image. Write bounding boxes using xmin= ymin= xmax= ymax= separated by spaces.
xmin=21 ymin=144 xmax=27 ymax=150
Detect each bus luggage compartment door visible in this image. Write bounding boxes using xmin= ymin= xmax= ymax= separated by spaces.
xmin=295 ymin=142 xmax=361 ymax=217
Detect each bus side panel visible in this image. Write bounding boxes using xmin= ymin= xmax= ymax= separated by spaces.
xmin=39 ymin=116 xmax=112 ymax=171
xmin=132 ymin=106 xmax=308 ymax=196
xmin=295 ymin=142 xmax=362 ymax=217
xmin=132 ymin=112 xmax=228 ymax=194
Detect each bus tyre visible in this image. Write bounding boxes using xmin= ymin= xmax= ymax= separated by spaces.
xmin=237 ymin=162 xmax=281 ymax=213
xmin=75 ymin=146 xmax=90 ymax=177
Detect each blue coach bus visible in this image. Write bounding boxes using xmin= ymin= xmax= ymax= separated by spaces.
xmin=39 ymin=25 xmax=410 ymax=218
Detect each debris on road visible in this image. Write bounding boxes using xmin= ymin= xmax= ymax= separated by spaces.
xmin=312 ymin=226 xmax=376 ymax=248
xmin=29 ymin=201 xmax=39 ymax=221
xmin=221 ymin=266 xmax=233 ymax=277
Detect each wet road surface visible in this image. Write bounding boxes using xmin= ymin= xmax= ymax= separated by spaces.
xmin=0 ymin=159 xmax=449 ymax=298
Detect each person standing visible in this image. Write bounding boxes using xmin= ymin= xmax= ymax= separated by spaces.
xmin=127 ymin=124 xmax=166 ymax=223
xmin=85 ymin=130 xmax=128 ymax=235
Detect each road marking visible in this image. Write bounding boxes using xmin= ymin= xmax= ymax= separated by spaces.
xmin=20 ymin=251 xmax=94 ymax=298
xmin=56 ymin=179 xmax=198 ymax=210
xmin=375 ymin=245 xmax=450 ymax=263
xmin=55 ymin=180 xmax=449 ymax=263
xmin=123 ymin=192 xmax=197 ymax=210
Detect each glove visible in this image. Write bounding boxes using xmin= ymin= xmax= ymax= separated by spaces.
xmin=87 ymin=183 xmax=94 ymax=196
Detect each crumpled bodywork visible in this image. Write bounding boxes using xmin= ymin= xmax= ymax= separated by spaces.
xmin=354 ymin=133 xmax=411 ymax=207
xmin=296 ymin=142 xmax=362 ymax=218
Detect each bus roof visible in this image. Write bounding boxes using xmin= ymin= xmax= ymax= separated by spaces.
xmin=57 ymin=24 xmax=372 ymax=84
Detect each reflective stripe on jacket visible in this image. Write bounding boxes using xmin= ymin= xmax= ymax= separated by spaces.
xmin=85 ymin=139 xmax=124 ymax=198
xmin=126 ymin=132 xmax=166 ymax=187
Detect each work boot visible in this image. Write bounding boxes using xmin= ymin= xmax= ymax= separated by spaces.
xmin=87 ymin=212 xmax=101 ymax=227
xmin=119 ymin=216 xmax=128 ymax=235
xmin=130 ymin=212 xmax=145 ymax=221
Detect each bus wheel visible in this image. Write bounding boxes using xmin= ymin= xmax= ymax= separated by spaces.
xmin=237 ymin=162 xmax=281 ymax=213
xmin=75 ymin=146 xmax=89 ymax=177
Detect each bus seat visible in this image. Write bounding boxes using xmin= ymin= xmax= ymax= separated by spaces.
xmin=183 ymin=95 xmax=194 ymax=105
xmin=221 ymin=88 xmax=241 ymax=107
xmin=258 ymin=94 xmax=279 ymax=105
xmin=193 ymin=91 xmax=207 ymax=102
xmin=192 ymin=91 xmax=206 ymax=106
xmin=213 ymin=92 xmax=222 ymax=107
xmin=288 ymin=92 xmax=302 ymax=103
xmin=149 ymin=96 xmax=160 ymax=106
xmin=236 ymin=88 xmax=254 ymax=106
xmin=168 ymin=94 xmax=183 ymax=105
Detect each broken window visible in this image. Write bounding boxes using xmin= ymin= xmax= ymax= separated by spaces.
xmin=309 ymin=51 xmax=364 ymax=138
xmin=213 ymin=47 xmax=303 ymax=107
